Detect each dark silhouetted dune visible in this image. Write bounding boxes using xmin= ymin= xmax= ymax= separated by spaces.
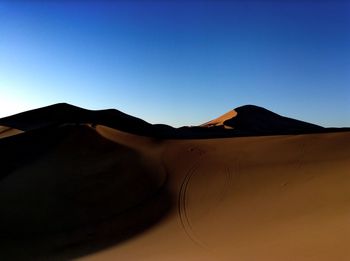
xmin=0 ymin=103 xmax=175 ymax=138
xmin=0 ymin=103 xmax=350 ymax=260
xmin=0 ymin=124 xmax=170 ymax=259
xmin=201 ymin=105 xmax=324 ymax=134
xmin=227 ymin=105 xmax=323 ymax=132
xmin=1 ymin=103 xmax=348 ymax=140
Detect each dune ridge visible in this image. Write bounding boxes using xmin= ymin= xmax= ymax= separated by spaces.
xmin=1 ymin=103 xmax=348 ymax=139
xmin=200 ymin=109 xmax=237 ymax=128
xmin=200 ymin=105 xmax=324 ymax=133
xmin=0 ymin=103 xmax=349 ymax=260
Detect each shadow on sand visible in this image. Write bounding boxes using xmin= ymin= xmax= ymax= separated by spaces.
xmin=0 ymin=125 xmax=173 ymax=260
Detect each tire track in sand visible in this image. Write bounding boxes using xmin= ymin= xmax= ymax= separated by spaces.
xmin=178 ymin=160 xmax=236 ymax=249
xmin=178 ymin=161 xmax=206 ymax=248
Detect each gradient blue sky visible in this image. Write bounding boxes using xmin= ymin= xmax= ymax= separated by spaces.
xmin=1 ymin=0 xmax=349 ymax=127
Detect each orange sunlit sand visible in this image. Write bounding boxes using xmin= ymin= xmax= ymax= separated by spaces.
xmin=0 ymin=104 xmax=349 ymax=260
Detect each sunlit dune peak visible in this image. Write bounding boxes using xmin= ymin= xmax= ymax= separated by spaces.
xmin=200 ymin=110 xmax=237 ymax=128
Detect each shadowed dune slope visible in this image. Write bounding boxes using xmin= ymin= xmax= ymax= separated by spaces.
xmin=0 ymin=125 xmax=170 ymax=260
xmin=228 ymin=105 xmax=324 ymax=132
xmin=0 ymin=103 xmax=175 ymax=137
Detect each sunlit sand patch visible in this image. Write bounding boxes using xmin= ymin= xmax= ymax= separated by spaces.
xmin=0 ymin=125 xmax=23 ymax=139
xmin=201 ymin=110 xmax=237 ymax=128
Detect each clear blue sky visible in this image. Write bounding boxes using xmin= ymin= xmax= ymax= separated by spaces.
xmin=0 ymin=0 xmax=349 ymax=127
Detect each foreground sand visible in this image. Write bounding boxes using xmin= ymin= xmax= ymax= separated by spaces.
xmin=84 ymin=127 xmax=350 ymax=261
xmin=1 ymin=124 xmax=350 ymax=260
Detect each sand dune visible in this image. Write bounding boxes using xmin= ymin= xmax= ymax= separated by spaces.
xmin=0 ymin=124 xmax=169 ymax=259
xmin=0 ymin=104 xmax=350 ymax=260
xmin=81 ymin=130 xmax=350 ymax=261
xmin=0 ymin=103 xmax=169 ymax=137
xmin=200 ymin=105 xmax=324 ymax=134
xmin=0 ymin=125 xmax=23 ymax=139
xmin=2 ymin=103 xmax=346 ymax=139
xmin=200 ymin=109 xmax=237 ymax=128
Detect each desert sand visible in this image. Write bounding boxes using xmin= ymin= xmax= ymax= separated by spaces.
xmin=200 ymin=109 xmax=237 ymax=128
xmin=0 ymin=104 xmax=350 ymax=260
xmin=0 ymin=125 xmax=23 ymax=139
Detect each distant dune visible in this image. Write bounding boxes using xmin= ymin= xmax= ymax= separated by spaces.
xmin=201 ymin=109 xmax=237 ymax=128
xmin=0 ymin=103 xmax=162 ymax=136
xmin=0 ymin=103 xmax=347 ymax=139
xmin=201 ymin=105 xmax=324 ymax=133
xmin=0 ymin=103 xmax=350 ymax=260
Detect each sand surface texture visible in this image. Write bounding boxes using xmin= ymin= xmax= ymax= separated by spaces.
xmin=0 ymin=104 xmax=349 ymax=260
xmin=84 ymin=128 xmax=350 ymax=261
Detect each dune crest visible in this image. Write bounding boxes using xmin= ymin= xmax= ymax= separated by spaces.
xmin=200 ymin=110 xmax=237 ymax=128
xmin=0 ymin=103 xmax=350 ymax=260
xmin=200 ymin=105 xmax=323 ymax=134
xmin=1 ymin=103 xmax=349 ymax=139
